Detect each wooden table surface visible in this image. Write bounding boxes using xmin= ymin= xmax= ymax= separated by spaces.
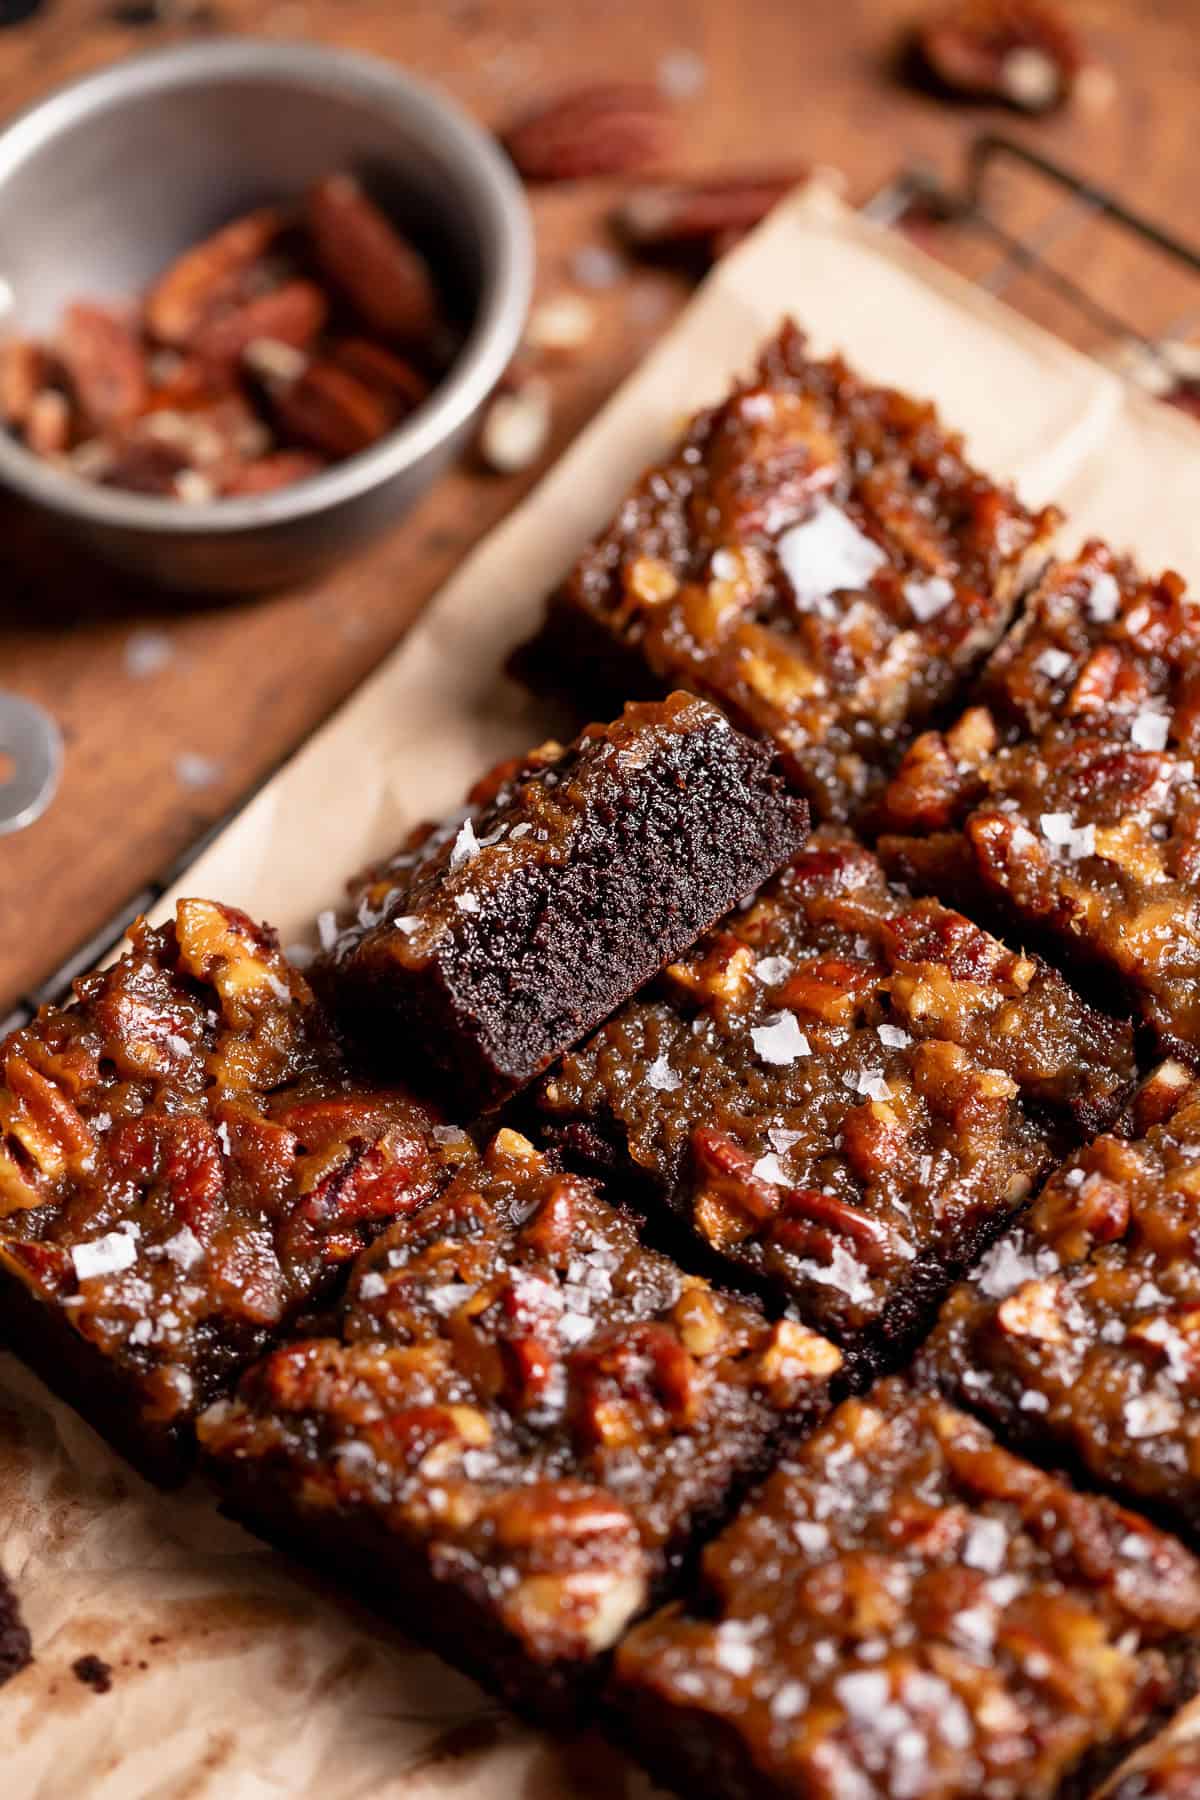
xmin=1 ymin=0 xmax=1197 ymax=1015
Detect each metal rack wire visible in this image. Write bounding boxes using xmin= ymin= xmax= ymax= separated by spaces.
xmin=5 ymin=132 xmax=1200 ymax=1034
xmin=864 ymin=133 xmax=1200 ymax=381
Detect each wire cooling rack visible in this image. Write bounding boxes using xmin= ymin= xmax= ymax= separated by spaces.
xmin=5 ymin=132 xmax=1200 ymax=1034
xmin=864 ymin=133 xmax=1200 ymax=383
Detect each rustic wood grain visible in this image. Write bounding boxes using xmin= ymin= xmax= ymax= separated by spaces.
xmin=0 ymin=0 xmax=1196 ymax=1011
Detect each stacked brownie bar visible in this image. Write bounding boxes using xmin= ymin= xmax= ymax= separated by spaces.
xmin=524 ymin=320 xmax=1059 ymax=820
xmin=200 ymin=1130 xmax=840 ymax=1719
xmin=535 ymin=827 xmax=1134 ymax=1373
xmin=321 ymin=691 xmax=809 ymax=1108
xmin=12 ymin=321 xmax=1200 ymax=1798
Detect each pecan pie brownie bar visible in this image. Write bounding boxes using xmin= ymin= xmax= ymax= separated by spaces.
xmin=920 ymin=1066 xmax=1200 ymax=1542
xmin=320 ymin=693 xmax=808 ymax=1111
xmin=199 ymin=1131 xmax=840 ymax=1721
xmin=877 ymin=542 xmax=1200 ymax=1062
xmin=0 ymin=901 xmax=459 ymax=1482
xmin=522 ymin=321 xmax=1058 ymax=820
xmin=535 ymin=829 xmax=1135 ymax=1373
xmin=611 ymin=1379 xmax=1200 ymax=1800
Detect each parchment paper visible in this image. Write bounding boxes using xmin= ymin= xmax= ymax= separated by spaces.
xmin=5 ymin=181 xmax=1200 ymax=1799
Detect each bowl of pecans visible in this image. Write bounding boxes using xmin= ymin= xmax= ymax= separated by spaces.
xmin=0 ymin=38 xmax=532 ymax=593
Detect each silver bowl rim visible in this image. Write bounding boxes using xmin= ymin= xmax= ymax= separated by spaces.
xmin=0 ymin=37 xmax=533 ymax=536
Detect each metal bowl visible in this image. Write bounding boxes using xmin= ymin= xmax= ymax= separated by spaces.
xmin=0 ymin=39 xmax=532 ymax=593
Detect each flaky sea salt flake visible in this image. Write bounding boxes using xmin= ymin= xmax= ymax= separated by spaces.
xmin=904 ymin=573 xmax=955 ymax=623
xmin=1036 ymin=646 xmax=1072 ymax=679
xmin=1131 ymin=709 xmax=1170 ymax=751
xmin=72 ymin=1231 xmax=138 ymax=1282
xmin=855 ymin=1067 xmax=891 ymax=1103
xmin=646 ymin=1054 xmax=681 ymax=1092
xmin=776 ymin=501 xmax=887 ymax=610
xmin=751 ymin=1012 xmax=811 ymax=1065
xmin=450 ymin=818 xmax=480 ymax=870
xmin=1087 ymin=571 xmax=1121 ymax=622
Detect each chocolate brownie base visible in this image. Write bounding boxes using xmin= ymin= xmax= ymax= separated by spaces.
xmin=200 ymin=1132 xmax=840 ymax=1722
xmin=321 ymin=693 xmax=808 ymax=1113
xmin=521 ymin=320 xmax=1058 ymax=821
xmin=0 ymin=901 xmax=457 ymax=1483
xmin=610 ymin=1380 xmax=1200 ymax=1800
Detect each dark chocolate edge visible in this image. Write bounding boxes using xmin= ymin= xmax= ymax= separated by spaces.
xmin=0 ymin=1265 xmax=194 ymax=1486
xmin=201 ymin=1382 xmax=826 ymax=1731
xmin=604 ymin=1626 xmax=1200 ymax=1800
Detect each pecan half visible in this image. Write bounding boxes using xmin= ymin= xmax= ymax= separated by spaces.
xmin=770 ymin=1186 xmax=896 ymax=1271
xmin=191 ymin=278 xmax=328 ymax=371
xmin=307 ymin=174 xmax=437 ymax=343
xmin=264 ymin=358 xmax=391 ymax=460
xmin=912 ymin=0 xmax=1086 ymax=113
xmin=614 ymin=170 xmax=807 ymax=259
xmin=502 ymin=84 xmax=674 ymax=182
xmin=59 ymin=302 xmax=149 ymax=432
xmin=330 ymin=338 xmax=430 ymax=417
xmin=145 ymin=206 xmax=286 ymax=345
xmin=220 ymin=450 xmax=326 ymax=496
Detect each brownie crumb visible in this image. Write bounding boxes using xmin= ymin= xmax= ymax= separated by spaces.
xmin=0 ymin=1569 xmax=31 ymax=1688
xmin=72 ymin=1653 xmax=113 ymax=1694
